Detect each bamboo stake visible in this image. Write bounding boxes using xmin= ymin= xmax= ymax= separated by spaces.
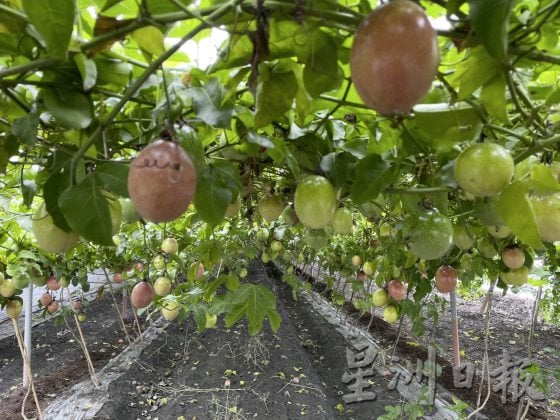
xmin=12 ymin=319 xmax=43 ymax=420
xmin=450 ymin=290 xmax=461 ymax=367
xmin=73 ymin=314 xmax=100 ymax=387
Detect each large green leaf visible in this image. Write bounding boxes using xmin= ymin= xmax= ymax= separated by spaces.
xmin=74 ymin=53 xmax=97 ymax=91
xmin=43 ymin=168 xmax=73 ymax=232
xmin=413 ymin=102 xmax=483 ymax=152
xmin=449 ymin=47 xmax=501 ymax=100
xmin=267 ymin=137 xmax=301 ymax=180
xmin=0 ymin=136 xmax=18 ymax=174
xmin=40 ymin=88 xmax=93 ymax=129
xmin=350 ymin=155 xmax=400 ymax=205
xmin=23 ymin=0 xmax=75 ymax=59
xmin=320 ymin=152 xmax=357 ymax=190
xmin=224 ymin=283 xmax=281 ymax=336
xmin=189 ymin=78 xmax=233 ymax=129
xmin=12 ymin=112 xmax=39 ymax=146
xmin=469 ymin=0 xmax=514 ymax=61
xmin=254 ymin=65 xmax=297 ymax=128
xmin=496 ymin=181 xmax=543 ymax=249
xmin=298 ymin=30 xmax=342 ymax=97
xmin=194 ymin=162 xmax=241 ymax=226
xmin=58 ymin=175 xmax=114 ymax=246
xmin=530 ymin=165 xmax=560 ymax=195
xmin=95 ymin=162 xmax=129 ymax=197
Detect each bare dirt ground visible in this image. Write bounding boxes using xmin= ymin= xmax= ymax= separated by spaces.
xmin=0 ymin=260 xmax=557 ymax=420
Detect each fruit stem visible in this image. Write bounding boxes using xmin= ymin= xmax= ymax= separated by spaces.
xmin=11 ymin=319 xmax=43 ymax=420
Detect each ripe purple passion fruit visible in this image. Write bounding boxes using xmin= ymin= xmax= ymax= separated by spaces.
xmin=350 ymin=0 xmax=439 ymax=115
xmin=128 ymin=140 xmax=197 ymax=223
xmin=131 ymin=281 xmax=155 ymax=309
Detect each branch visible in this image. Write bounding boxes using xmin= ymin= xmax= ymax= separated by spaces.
xmin=386 ymin=186 xmax=451 ymax=195
xmin=514 ymin=133 xmax=560 ymax=163
xmin=510 ymin=46 xmax=560 ymax=65
xmin=69 ymin=0 xmax=241 ymax=182
xmin=0 ymin=58 xmax=59 ymax=79
xmin=0 ymin=3 xmax=28 ymax=22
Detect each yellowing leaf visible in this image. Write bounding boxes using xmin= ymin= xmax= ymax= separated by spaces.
xmin=480 ymin=73 xmax=509 ymax=123
xmin=496 ymin=181 xmax=543 ymax=249
xmin=132 ymin=26 xmax=165 ymax=58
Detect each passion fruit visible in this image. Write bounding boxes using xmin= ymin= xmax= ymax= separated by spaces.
xmin=350 ymin=0 xmax=439 ymax=115
xmin=127 ymin=140 xmax=197 ymax=223
xmin=131 ymin=281 xmax=155 ymax=309
xmin=32 ymin=201 xmax=79 ymax=253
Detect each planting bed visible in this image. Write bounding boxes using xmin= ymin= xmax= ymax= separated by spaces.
xmin=0 ymin=260 xmax=557 ymax=419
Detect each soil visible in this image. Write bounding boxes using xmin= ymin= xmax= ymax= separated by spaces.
xmin=0 ymin=259 xmax=558 ymax=420
xmin=0 ymin=290 xmax=147 ymax=419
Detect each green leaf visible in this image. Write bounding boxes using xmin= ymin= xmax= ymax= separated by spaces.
xmin=74 ymin=53 xmax=97 ymax=91
xmin=58 ymin=175 xmax=114 ymax=246
xmin=545 ymin=88 xmax=560 ymax=106
xmin=191 ymin=303 xmax=208 ymax=332
xmin=44 ymin=167 xmax=73 ymax=232
xmin=204 ymin=275 xmax=226 ymax=301
xmin=267 ymin=137 xmax=301 ymax=180
xmin=145 ymin=0 xmax=193 ymax=14
xmin=40 ymin=88 xmax=93 ymax=129
xmin=224 ymin=283 xmax=281 ymax=335
xmin=320 ymin=152 xmax=357 ymax=190
xmin=350 ymin=155 xmax=400 ymax=205
xmin=212 ymin=160 xmax=242 ymax=195
xmin=21 ymin=180 xmax=36 ymax=208
xmin=12 ymin=112 xmax=39 ymax=146
xmin=176 ymin=126 xmax=205 ymax=174
xmin=194 ymin=162 xmax=241 ymax=226
xmin=225 ymin=273 xmax=240 ymax=291
xmin=23 ymin=0 xmax=75 ymax=58
xmin=298 ymin=30 xmax=343 ymax=97
xmin=254 ymin=66 xmax=297 ymax=128
xmin=469 ymin=0 xmax=514 ymax=61
xmin=449 ymin=47 xmax=501 ymax=99
xmin=247 ymin=130 xmax=274 ymax=148
xmin=480 ymin=73 xmax=509 ymax=123
xmin=131 ymin=26 xmax=165 ymax=58
xmin=496 ymin=181 xmax=543 ymax=249
xmin=95 ymin=162 xmax=130 ymax=197
xmin=94 ymin=58 xmax=131 ymax=87
xmin=211 ymin=20 xmax=306 ymax=72
xmin=413 ymin=102 xmax=483 ymax=152
xmin=189 ymin=78 xmax=233 ymax=129
xmin=530 ymin=164 xmax=560 ymax=195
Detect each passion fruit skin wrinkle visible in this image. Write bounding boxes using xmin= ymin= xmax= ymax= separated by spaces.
xmin=128 ymin=140 xmax=197 ymax=223
xmin=350 ymin=0 xmax=439 ymax=115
